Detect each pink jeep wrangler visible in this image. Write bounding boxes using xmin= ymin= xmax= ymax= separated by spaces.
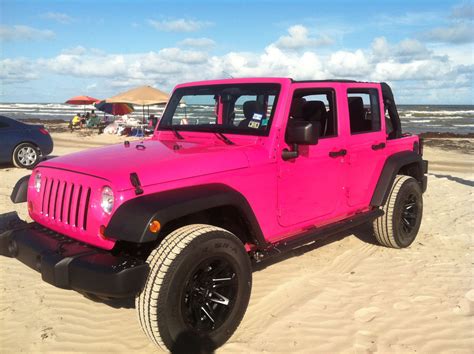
xmin=1 ymin=78 xmax=427 ymax=350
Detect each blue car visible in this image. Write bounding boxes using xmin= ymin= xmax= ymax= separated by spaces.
xmin=0 ymin=115 xmax=54 ymax=168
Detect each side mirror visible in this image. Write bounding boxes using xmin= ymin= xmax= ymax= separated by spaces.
xmin=282 ymin=121 xmax=319 ymax=161
xmin=286 ymin=120 xmax=319 ymax=145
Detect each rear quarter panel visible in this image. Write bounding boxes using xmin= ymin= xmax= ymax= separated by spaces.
xmin=385 ymin=134 xmax=419 ymax=156
xmin=28 ymin=128 xmax=54 ymax=156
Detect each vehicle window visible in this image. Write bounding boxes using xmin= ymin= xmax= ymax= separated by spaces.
xmin=233 ymin=95 xmax=276 ymax=128
xmin=347 ymin=89 xmax=381 ymax=134
xmin=287 ymin=89 xmax=337 ymax=140
xmin=160 ymin=84 xmax=280 ymax=136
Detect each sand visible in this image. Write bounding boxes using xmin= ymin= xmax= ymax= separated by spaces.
xmin=0 ymin=128 xmax=473 ymax=353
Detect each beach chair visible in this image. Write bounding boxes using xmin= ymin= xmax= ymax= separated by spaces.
xmin=86 ymin=115 xmax=100 ymax=129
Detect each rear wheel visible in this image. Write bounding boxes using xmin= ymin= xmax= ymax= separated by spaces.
xmin=136 ymin=224 xmax=252 ymax=351
xmin=373 ymin=175 xmax=423 ymax=248
xmin=12 ymin=143 xmax=40 ymax=168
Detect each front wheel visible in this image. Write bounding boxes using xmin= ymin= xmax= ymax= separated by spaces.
xmin=373 ymin=175 xmax=423 ymax=248
xmin=136 ymin=224 xmax=252 ymax=351
xmin=12 ymin=143 xmax=41 ymax=168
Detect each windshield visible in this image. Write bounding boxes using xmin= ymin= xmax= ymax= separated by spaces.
xmin=158 ymin=83 xmax=280 ymax=136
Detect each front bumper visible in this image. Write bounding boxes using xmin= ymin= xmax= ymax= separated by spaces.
xmin=0 ymin=212 xmax=149 ymax=298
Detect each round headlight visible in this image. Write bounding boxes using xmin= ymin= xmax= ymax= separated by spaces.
xmin=34 ymin=172 xmax=42 ymax=192
xmin=100 ymin=186 xmax=114 ymax=214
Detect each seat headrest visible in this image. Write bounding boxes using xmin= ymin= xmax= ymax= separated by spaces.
xmin=290 ymin=97 xmax=306 ymax=119
xmin=303 ymin=101 xmax=326 ymax=122
xmin=349 ymin=96 xmax=364 ymax=116
xmin=243 ymin=100 xmax=263 ymax=120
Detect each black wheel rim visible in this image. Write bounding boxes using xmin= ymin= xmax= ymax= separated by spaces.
xmin=400 ymin=193 xmax=419 ymax=237
xmin=181 ymin=257 xmax=238 ymax=333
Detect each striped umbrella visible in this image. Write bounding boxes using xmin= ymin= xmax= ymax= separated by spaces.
xmin=94 ymin=101 xmax=134 ymax=116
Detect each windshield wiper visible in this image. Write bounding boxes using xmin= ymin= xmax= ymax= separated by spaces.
xmin=172 ymin=127 xmax=184 ymax=140
xmin=215 ymin=132 xmax=234 ymax=145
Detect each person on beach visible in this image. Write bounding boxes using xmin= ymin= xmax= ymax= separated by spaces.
xmin=90 ymin=110 xmax=97 ymax=121
xmin=72 ymin=113 xmax=81 ymax=125
xmin=83 ymin=113 xmax=89 ymax=126
xmin=148 ymin=114 xmax=158 ymax=128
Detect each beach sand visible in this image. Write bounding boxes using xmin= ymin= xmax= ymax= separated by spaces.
xmin=0 ymin=127 xmax=473 ymax=353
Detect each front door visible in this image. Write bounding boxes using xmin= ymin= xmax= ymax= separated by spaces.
xmin=277 ymin=86 xmax=346 ymax=227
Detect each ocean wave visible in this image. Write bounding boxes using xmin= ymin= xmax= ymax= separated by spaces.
xmin=401 ymin=110 xmax=474 ymax=116
xmin=406 ymin=119 xmax=433 ymax=123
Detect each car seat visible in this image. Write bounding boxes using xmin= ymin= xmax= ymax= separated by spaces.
xmin=238 ymin=101 xmax=263 ymax=128
xmin=302 ymin=101 xmax=326 ymax=136
xmin=349 ymin=97 xmax=371 ymax=133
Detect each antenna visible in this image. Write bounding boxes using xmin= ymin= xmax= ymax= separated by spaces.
xmin=222 ymin=71 xmax=234 ymax=79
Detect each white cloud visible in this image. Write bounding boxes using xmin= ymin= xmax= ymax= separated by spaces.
xmin=274 ymin=25 xmax=333 ymax=49
xmin=424 ymin=22 xmax=474 ymax=44
xmin=327 ymin=50 xmax=371 ymax=77
xmin=147 ymin=19 xmax=212 ymax=32
xmin=86 ymin=83 xmax=97 ymax=90
xmin=451 ymin=3 xmax=474 ymax=19
xmin=372 ymin=37 xmax=432 ymax=62
xmin=1 ymin=23 xmax=472 ymax=103
xmin=40 ymin=12 xmax=74 ymax=24
xmin=178 ymin=37 xmax=216 ymax=48
xmin=0 ymin=58 xmax=39 ymax=83
xmin=0 ymin=25 xmax=55 ymax=41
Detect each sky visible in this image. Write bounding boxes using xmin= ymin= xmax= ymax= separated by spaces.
xmin=0 ymin=0 xmax=473 ymax=104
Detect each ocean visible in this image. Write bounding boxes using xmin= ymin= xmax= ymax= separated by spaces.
xmin=0 ymin=103 xmax=472 ymax=135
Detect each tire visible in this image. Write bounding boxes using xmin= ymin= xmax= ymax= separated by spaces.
xmin=12 ymin=143 xmax=40 ymax=168
xmin=373 ymin=175 xmax=423 ymax=248
xmin=136 ymin=224 xmax=252 ymax=351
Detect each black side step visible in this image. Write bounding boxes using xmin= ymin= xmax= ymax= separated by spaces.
xmin=254 ymin=209 xmax=383 ymax=262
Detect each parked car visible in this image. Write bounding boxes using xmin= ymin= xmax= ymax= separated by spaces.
xmin=0 ymin=78 xmax=427 ymax=351
xmin=0 ymin=115 xmax=53 ymax=168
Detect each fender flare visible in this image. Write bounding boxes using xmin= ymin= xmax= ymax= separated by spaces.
xmin=104 ymin=184 xmax=267 ymax=246
xmin=370 ymin=151 xmax=425 ymax=207
xmin=10 ymin=175 xmax=30 ymax=203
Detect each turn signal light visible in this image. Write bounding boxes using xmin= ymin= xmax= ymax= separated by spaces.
xmin=149 ymin=220 xmax=161 ymax=233
xmin=28 ymin=201 xmax=33 ymax=213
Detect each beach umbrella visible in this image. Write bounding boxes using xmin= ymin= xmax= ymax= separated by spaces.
xmin=106 ymin=86 xmax=168 ymax=106
xmin=65 ymin=95 xmax=101 ymax=105
xmin=106 ymin=85 xmax=169 ymax=122
xmin=94 ymin=101 xmax=134 ymax=116
xmin=65 ymin=95 xmax=101 ymax=114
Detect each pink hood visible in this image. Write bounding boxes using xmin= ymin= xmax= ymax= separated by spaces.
xmin=39 ymin=138 xmax=250 ymax=191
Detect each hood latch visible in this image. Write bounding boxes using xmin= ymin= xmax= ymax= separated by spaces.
xmin=130 ymin=172 xmax=144 ymax=195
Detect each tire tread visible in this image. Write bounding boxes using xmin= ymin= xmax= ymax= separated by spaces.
xmin=373 ymin=175 xmax=413 ymax=248
xmin=136 ymin=224 xmax=231 ymax=350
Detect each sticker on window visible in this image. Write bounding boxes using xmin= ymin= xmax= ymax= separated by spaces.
xmin=261 ymin=118 xmax=269 ymax=126
xmin=248 ymin=121 xmax=260 ymax=129
xmin=252 ymin=113 xmax=263 ymax=121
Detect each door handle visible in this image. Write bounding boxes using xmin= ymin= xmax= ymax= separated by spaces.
xmin=371 ymin=142 xmax=386 ymax=150
xmin=329 ymin=149 xmax=347 ymax=158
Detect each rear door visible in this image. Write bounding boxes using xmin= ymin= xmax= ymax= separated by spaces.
xmin=343 ymin=85 xmax=387 ymax=208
